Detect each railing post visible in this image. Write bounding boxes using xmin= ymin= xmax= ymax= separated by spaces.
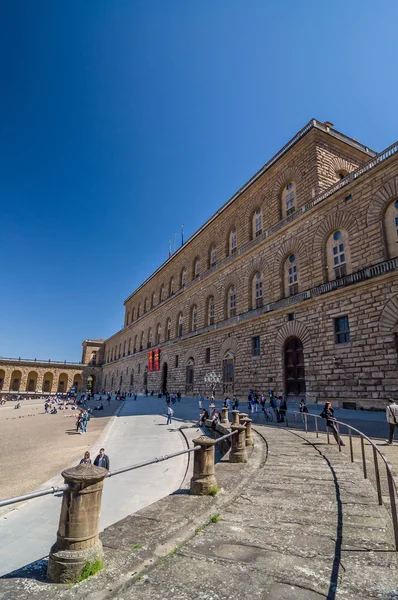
xmin=337 ymin=422 xmax=341 ymax=452
xmin=243 ymin=418 xmax=253 ymax=446
xmin=304 ymin=412 xmax=308 ymax=433
xmin=190 ymin=436 xmax=217 ymax=495
xmin=229 ymin=425 xmax=247 ymax=463
xmin=326 ymin=419 xmax=330 ymax=444
xmin=239 ymin=413 xmax=248 ymax=425
xmin=315 ymin=415 xmax=318 ymax=438
xmin=47 ymin=464 xmax=108 ymax=583
xmin=221 ymin=406 xmax=229 ymax=424
xmin=231 ymin=410 xmax=240 ymax=426
xmin=386 ymin=465 xmax=398 ymax=551
xmin=372 ymin=446 xmax=383 ymax=506
xmin=360 ymin=436 xmax=367 ymax=479
xmin=348 ymin=428 xmax=354 ymax=463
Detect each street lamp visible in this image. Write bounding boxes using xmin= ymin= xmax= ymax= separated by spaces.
xmin=204 ymin=371 xmax=221 ymax=401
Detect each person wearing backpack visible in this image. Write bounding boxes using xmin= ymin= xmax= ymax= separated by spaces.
xmin=386 ymin=397 xmax=398 ymax=444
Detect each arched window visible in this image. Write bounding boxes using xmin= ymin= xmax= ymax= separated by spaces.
xmin=132 ymin=307 xmax=135 ymax=322
xmin=191 ymin=305 xmax=198 ymax=332
xmin=252 ymin=208 xmax=263 ymax=239
xmin=284 ymin=254 xmax=299 ymax=297
xmin=159 ymin=284 xmax=164 ymax=303
xmin=177 ymin=312 xmax=184 ymax=337
xmin=143 ymin=298 xmax=148 ymax=313
xmin=228 ymin=286 xmax=237 ymax=318
xmin=147 ymin=328 xmax=152 ymax=349
xmin=194 ymin=257 xmax=200 ymax=279
xmin=166 ymin=318 xmax=171 ymax=341
xmin=126 ymin=311 xmax=130 ymax=326
xmin=137 ymin=303 xmax=141 ymax=318
xmin=151 ymin=292 xmax=156 ymax=308
xmin=181 ymin=268 xmax=187 ymax=288
xmin=282 ymin=182 xmax=296 ymax=218
xmin=133 ymin=335 xmax=137 ymax=354
xmin=210 ymin=245 xmax=217 ymax=268
xmin=169 ymin=277 xmax=174 ymax=297
xmin=140 ymin=332 xmax=144 ymax=352
xmin=229 ymin=228 xmax=237 ymax=255
xmin=336 ymin=169 xmax=349 ymax=180
xmin=326 ymin=230 xmax=350 ymax=280
xmin=123 ymin=341 xmax=126 ymax=357
xmin=252 ymin=272 xmax=263 ymax=309
xmin=128 ymin=338 xmax=131 ymax=355
xmin=118 ymin=344 xmax=122 ymax=359
xmin=156 ymin=323 xmax=161 ymax=345
xmin=384 ymin=199 xmax=398 ymax=259
xmin=207 ymin=295 xmax=215 ymax=326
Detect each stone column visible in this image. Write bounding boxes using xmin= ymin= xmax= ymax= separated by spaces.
xmin=47 ymin=463 xmax=108 ymax=583
xmin=229 ymin=425 xmax=247 ymax=463
xmin=221 ymin=407 xmax=229 ymax=424
xmin=243 ymin=418 xmax=254 ymax=446
xmin=239 ymin=413 xmax=248 ymax=424
xmin=190 ymin=435 xmax=217 ymax=495
xmin=231 ymin=410 xmax=240 ymax=426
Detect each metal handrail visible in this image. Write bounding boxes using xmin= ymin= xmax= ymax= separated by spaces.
xmin=0 ymin=446 xmax=201 ymax=509
xmin=289 ymin=411 xmax=398 ymax=550
xmin=213 ymin=429 xmax=238 ymax=444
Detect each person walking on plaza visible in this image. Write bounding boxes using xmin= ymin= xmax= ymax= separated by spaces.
xmin=320 ymin=402 xmax=345 ymax=446
xmin=198 ymin=394 xmax=203 ymax=410
xmin=79 ymin=451 xmax=91 ymax=464
xmin=279 ymin=396 xmax=287 ymax=423
xmin=166 ymin=404 xmax=174 ymax=425
xmin=386 ymin=397 xmax=398 ymax=444
xmin=82 ymin=409 xmax=89 ymax=433
xmin=94 ymin=448 xmax=110 ymax=470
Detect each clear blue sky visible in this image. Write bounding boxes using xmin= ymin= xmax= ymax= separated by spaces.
xmin=1 ymin=0 xmax=397 ymax=361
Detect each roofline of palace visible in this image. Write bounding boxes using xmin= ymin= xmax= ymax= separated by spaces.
xmin=124 ymin=118 xmax=376 ymax=305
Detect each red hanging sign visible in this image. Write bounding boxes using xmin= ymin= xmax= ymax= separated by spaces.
xmin=148 ymin=350 xmax=154 ymax=372
xmin=154 ymin=348 xmax=160 ymax=371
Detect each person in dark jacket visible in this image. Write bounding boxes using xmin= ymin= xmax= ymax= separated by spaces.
xmin=321 ymin=402 xmax=345 ymax=446
xmin=94 ymin=448 xmax=110 ymax=470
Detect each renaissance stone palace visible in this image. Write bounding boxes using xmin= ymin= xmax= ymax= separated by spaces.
xmin=2 ymin=119 xmax=398 ymax=408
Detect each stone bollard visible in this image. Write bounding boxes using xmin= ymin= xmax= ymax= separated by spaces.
xmin=229 ymin=425 xmax=247 ymax=463
xmin=243 ymin=418 xmax=254 ymax=446
xmin=190 ymin=435 xmax=217 ymax=495
xmin=239 ymin=413 xmax=248 ymax=424
xmin=231 ymin=410 xmax=240 ymax=426
xmin=47 ymin=463 xmax=108 ymax=583
xmin=221 ymin=406 xmax=229 ymax=424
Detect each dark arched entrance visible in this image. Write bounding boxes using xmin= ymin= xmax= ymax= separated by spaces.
xmin=185 ymin=358 xmax=194 ymax=393
xmin=284 ymin=337 xmax=306 ymax=396
xmin=161 ymin=362 xmax=168 ymax=393
xmin=223 ymin=352 xmax=234 ymax=394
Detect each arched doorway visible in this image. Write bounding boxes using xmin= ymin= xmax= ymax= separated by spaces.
xmin=57 ymin=373 xmax=68 ymax=393
xmin=161 ymin=362 xmax=168 ymax=393
xmin=10 ymin=370 xmax=22 ymax=392
xmin=86 ymin=375 xmax=96 ymax=392
xmin=0 ymin=369 xmax=5 ymax=391
xmin=43 ymin=372 xmax=53 ymax=393
xmin=284 ymin=337 xmax=306 ymax=397
xmin=73 ymin=374 xmax=82 ymax=391
xmin=223 ymin=352 xmax=234 ymax=394
xmin=186 ymin=358 xmax=194 ymax=393
xmin=26 ymin=371 xmax=38 ymax=392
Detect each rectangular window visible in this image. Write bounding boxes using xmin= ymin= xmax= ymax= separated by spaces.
xmin=335 ymin=316 xmax=350 ymax=344
xmin=288 ymin=312 xmax=295 ymax=321
xmin=130 ymin=374 xmax=134 ymax=385
xmin=252 ymin=336 xmax=261 ymax=357
xmin=289 ymin=283 xmax=298 ymax=296
xmin=205 ymin=347 xmax=211 ymax=363
xmin=138 ymin=364 xmax=141 ymax=374
xmin=175 ymin=355 xmax=179 ymax=368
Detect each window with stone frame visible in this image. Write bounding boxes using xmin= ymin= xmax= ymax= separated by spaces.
xmin=159 ymin=284 xmax=164 ymax=303
xmin=137 ymin=303 xmax=141 ymax=318
xmin=128 ymin=338 xmax=131 ymax=355
xmin=326 ymin=229 xmax=351 ymax=281
xmin=228 ymin=286 xmax=237 ymax=318
xmin=151 ymin=292 xmax=156 ymax=308
xmin=130 ymin=373 xmax=134 ymax=386
xmin=133 ymin=335 xmax=137 ymax=353
xmin=175 ymin=355 xmax=179 ymax=368
xmin=147 ymin=328 xmax=152 ymax=348
xmin=285 ymin=254 xmax=298 ymax=297
xmin=143 ymin=298 xmax=148 ymax=313
xmin=194 ymin=257 xmax=200 ymax=279
xmin=132 ymin=308 xmax=135 ymax=322
xmin=210 ymin=244 xmax=217 ymax=267
xmin=252 ymin=271 xmax=263 ymax=308
xmin=177 ymin=313 xmax=184 ymax=337
xmin=123 ymin=342 xmax=126 ymax=357
xmin=138 ymin=364 xmax=141 ymax=374
xmin=156 ymin=324 xmax=161 ymax=345
xmin=166 ymin=318 xmax=171 ymax=341
xmin=169 ymin=277 xmax=174 ymax=296
xmin=181 ymin=269 xmax=187 ymax=287
xmin=118 ymin=344 xmax=121 ymax=359
xmin=205 ymin=347 xmax=211 ymax=363
xmin=384 ymin=199 xmax=398 ymax=259
xmin=282 ymin=181 xmax=296 ymax=218
xmin=140 ymin=332 xmax=144 ymax=352
xmin=252 ymin=208 xmax=263 ymax=239
xmin=230 ymin=228 xmax=237 ymax=255
xmin=252 ymin=336 xmax=261 ymax=356
xmin=126 ymin=311 xmax=130 ymax=326
xmin=208 ymin=295 xmax=215 ymax=325
xmin=334 ymin=316 xmax=350 ymax=344
xmin=191 ymin=305 xmax=198 ymax=332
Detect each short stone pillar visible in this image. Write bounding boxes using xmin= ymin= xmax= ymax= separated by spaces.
xmin=239 ymin=413 xmax=248 ymax=424
xmin=47 ymin=463 xmax=108 ymax=583
xmin=221 ymin=406 xmax=229 ymax=424
xmin=243 ymin=418 xmax=254 ymax=446
xmin=229 ymin=425 xmax=247 ymax=463
xmin=231 ymin=410 xmax=240 ymax=426
xmin=190 ymin=436 xmax=217 ymax=495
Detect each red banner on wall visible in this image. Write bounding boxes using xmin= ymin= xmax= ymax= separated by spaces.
xmin=154 ymin=348 xmax=160 ymax=371
xmin=148 ymin=350 xmax=154 ymax=372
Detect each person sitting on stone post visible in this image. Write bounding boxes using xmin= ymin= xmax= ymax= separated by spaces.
xmin=211 ymin=412 xmax=220 ymax=430
xmin=320 ymin=402 xmax=345 ymax=446
xmin=199 ymin=408 xmax=209 ymax=426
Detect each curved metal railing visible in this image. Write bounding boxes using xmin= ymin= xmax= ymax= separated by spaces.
xmin=289 ymin=411 xmax=398 ymax=550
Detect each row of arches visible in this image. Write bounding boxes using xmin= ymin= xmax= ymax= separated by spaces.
xmin=0 ymin=370 xmax=83 ymax=393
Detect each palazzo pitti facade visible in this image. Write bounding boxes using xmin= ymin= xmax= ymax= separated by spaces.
xmin=3 ymin=119 xmax=398 ymax=408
